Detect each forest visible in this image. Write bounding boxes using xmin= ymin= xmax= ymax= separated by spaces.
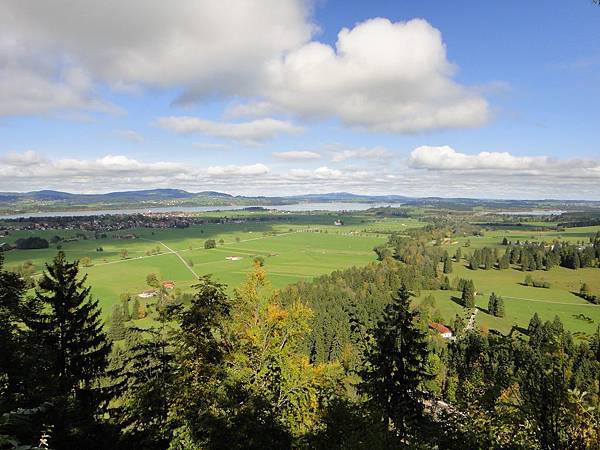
xmin=1 ymin=238 xmax=599 ymax=449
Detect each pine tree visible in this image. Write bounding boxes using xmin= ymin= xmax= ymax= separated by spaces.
xmin=443 ymin=256 xmax=453 ymax=274
xmin=131 ymin=297 xmax=141 ymax=320
xmin=121 ymin=297 xmax=131 ymax=321
xmin=528 ymin=313 xmax=543 ymax=347
xmin=27 ymin=251 xmax=111 ymax=447
xmin=359 ymin=285 xmax=432 ymax=446
xmin=499 ymin=253 xmax=510 ymax=269
xmin=495 ymin=295 xmax=505 ymax=318
xmin=109 ymin=304 xmax=126 ymax=341
xmin=441 ymin=275 xmax=451 ymax=290
xmin=0 ymin=254 xmax=34 ymax=407
xmin=488 ymin=292 xmax=497 ymax=316
xmin=454 ymin=248 xmax=462 ymax=262
xmin=469 ymin=250 xmax=480 ymax=270
xmin=461 ymin=280 xmax=475 ymax=308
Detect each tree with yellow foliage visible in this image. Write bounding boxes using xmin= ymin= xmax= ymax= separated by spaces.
xmin=228 ymin=261 xmax=342 ymax=437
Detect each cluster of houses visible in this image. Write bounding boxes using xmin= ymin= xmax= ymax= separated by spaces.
xmin=0 ymin=212 xmax=295 ymax=236
xmin=138 ymin=280 xmax=175 ymax=298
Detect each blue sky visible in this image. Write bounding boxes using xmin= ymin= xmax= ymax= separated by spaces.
xmin=1 ymin=0 xmax=599 ymax=198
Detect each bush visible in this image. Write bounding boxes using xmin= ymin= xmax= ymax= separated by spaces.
xmin=204 ymin=239 xmax=216 ymax=249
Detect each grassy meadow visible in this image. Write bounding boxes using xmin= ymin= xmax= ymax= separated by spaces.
xmin=416 ymin=224 xmax=600 ymax=337
xmin=2 ymin=213 xmax=423 ymax=317
xmin=3 ymin=212 xmax=599 ymax=337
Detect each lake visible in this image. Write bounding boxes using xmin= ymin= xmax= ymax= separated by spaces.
xmin=0 ymin=202 xmax=399 ymax=219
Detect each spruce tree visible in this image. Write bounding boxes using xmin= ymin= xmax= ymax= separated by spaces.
xmin=488 ymin=292 xmax=497 ymax=316
xmin=443 ymin=256 xmax=453 ymax=274
xmin=359 ymin=285 xmax=432 ymax=446
xmin=27 ymin=251 xmax=111 ymax=447
xmin=454 ymin=248 xmax=462 ymax=262
xmin=131 ymin=297 xmax=141 ymax=320
xmin=0 ymin=254 xmax=34 ymax=408
xmin=461 ymin=280 xmax=475 ymax=308
xmin=109 ymin=304 xmax=126 ymax=341
xmin=528 ymin=313 xmax=543 ymax=347
xmin=121 ymin=297 xmax=131 ymax=321
xmin=495 ymin=295 xmax=505 ymax=318
xmin=499 ymin=253 xmax=510 ymax=269
xmin=469 ymin=250 xmax=480 ymax=270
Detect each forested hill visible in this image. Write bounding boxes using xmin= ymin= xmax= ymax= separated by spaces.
xmin=2 ymin=188 xmax=600 ymax=216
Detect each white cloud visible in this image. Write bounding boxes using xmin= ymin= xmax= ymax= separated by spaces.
xmin=2 ymin=150 xmax=45 ymax=165
xmin=1 ymin=4 xmax=490 ymax=133
xmin=1 ymin=150 xmax=599 ymax=199
xmin=157 ymin=117 xmax=302 ymax=143
xmin=273 ymin=151 xmax=321 ymax=160
xmin=206 ymin=163 xmax=270 ymax=176
xmin=314 ymin=166 xmax=343 ymax=178
xmin=331 ymin=146 xmax=390 ymax=162
xmin=258 ymin=18 xmax=489 ymax=132
xmin=193 ymin=143 xmax=230 ymax=150
xmin=409 ymin=146 xmax=600 ymax=181
xmin=0 ymin=38 xmax=118 ymax=117
xmin=225 ymin=101 xmax=278 ymax=119
xmin=1 ymin=0 xmax=313 ymax=109
xmin=0 ymin=152 xmax=189 ymax=183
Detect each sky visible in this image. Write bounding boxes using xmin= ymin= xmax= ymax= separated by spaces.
xmin=0 ymin=0 xmax=599 ymax=199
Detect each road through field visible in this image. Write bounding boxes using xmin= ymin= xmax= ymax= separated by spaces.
xmin=132 ymin=230 xmax=311 ymax=280
xmin=153 ymin=240 xmax=199 ymax=278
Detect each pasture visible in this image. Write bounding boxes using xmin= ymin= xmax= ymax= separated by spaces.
xmin=3 ymin=213 xmax=599 ymax=337
xmin=2 ymin=212 xmax=418 ymax=316
xmin=417 ymin=224 xmax=600 ymax=337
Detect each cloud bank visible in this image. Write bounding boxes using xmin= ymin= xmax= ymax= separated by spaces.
xmin=410 ymin=145 xmax=600 ymax=177
xmin=2 ymin=150 xmax=599 ymax=199
xmin=156 ymin=117 xmax=302 ymax=143
xmin=1 ymin=2 xmax=489 ymax=133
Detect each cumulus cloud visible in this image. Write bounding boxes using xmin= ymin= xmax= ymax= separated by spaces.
xmin=1 ymin=3 xmax=489 ymax=133
xmin=157 ymin=117 xmax=302 ymax=143
xmin=0 ymin=151 xmax=271 ymax=191
xmin=1 ymin=150 xmax=599 ymax=199
xmin=255 ymin=18 xmax=489 ymax=132
xmin=0 ymin=35 xmax=118 ymax=117
xmin=409 ymin=145 xmax=600 ymax=176
xmin=273 ymin=151 xmax=321 ymax=160
xmin=206 ymin=163 xmax=270 ymax=176
xmin=331 ymin=146 xmax=390 ymax=162
xmin=2 ymin=150 xmax=45 ymax=165
xmin=1 ymin=0 xmax=312 ymax=108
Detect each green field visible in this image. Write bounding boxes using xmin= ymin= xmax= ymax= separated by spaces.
xmin=3 ymin=215 xmax=600 ymax=337
xmin=416 ymin=224 xmax=600 ymax=337
xmin=3 ymin=214 xmax=418 ymax=315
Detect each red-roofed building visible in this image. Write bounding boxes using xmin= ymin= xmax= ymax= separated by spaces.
xmin=162 ymin=280 xmax=175 ymax=290
xmin=429 ymin=322 xmax=453 ymax=339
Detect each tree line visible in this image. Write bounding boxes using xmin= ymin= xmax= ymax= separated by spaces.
xmin=1 ymin=250 xmax=598 ymax=449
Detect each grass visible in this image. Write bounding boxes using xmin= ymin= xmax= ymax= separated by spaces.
xmin=4 ymin=214 xmax=599 ymax=338
xmin=3 ymin=214 xmax=400 ymax=317
xmin=416 ymin=224 xmax=600 ymax=338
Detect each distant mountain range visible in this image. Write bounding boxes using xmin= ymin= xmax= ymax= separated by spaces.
xmin=0 ymin=189 xmax=410 ymax=204
xmin=0 ymin=188 xmax=599 ymax=215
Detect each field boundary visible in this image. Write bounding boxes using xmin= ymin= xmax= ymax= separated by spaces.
xmin=503 ymin=295 xmax=600 ymax=307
